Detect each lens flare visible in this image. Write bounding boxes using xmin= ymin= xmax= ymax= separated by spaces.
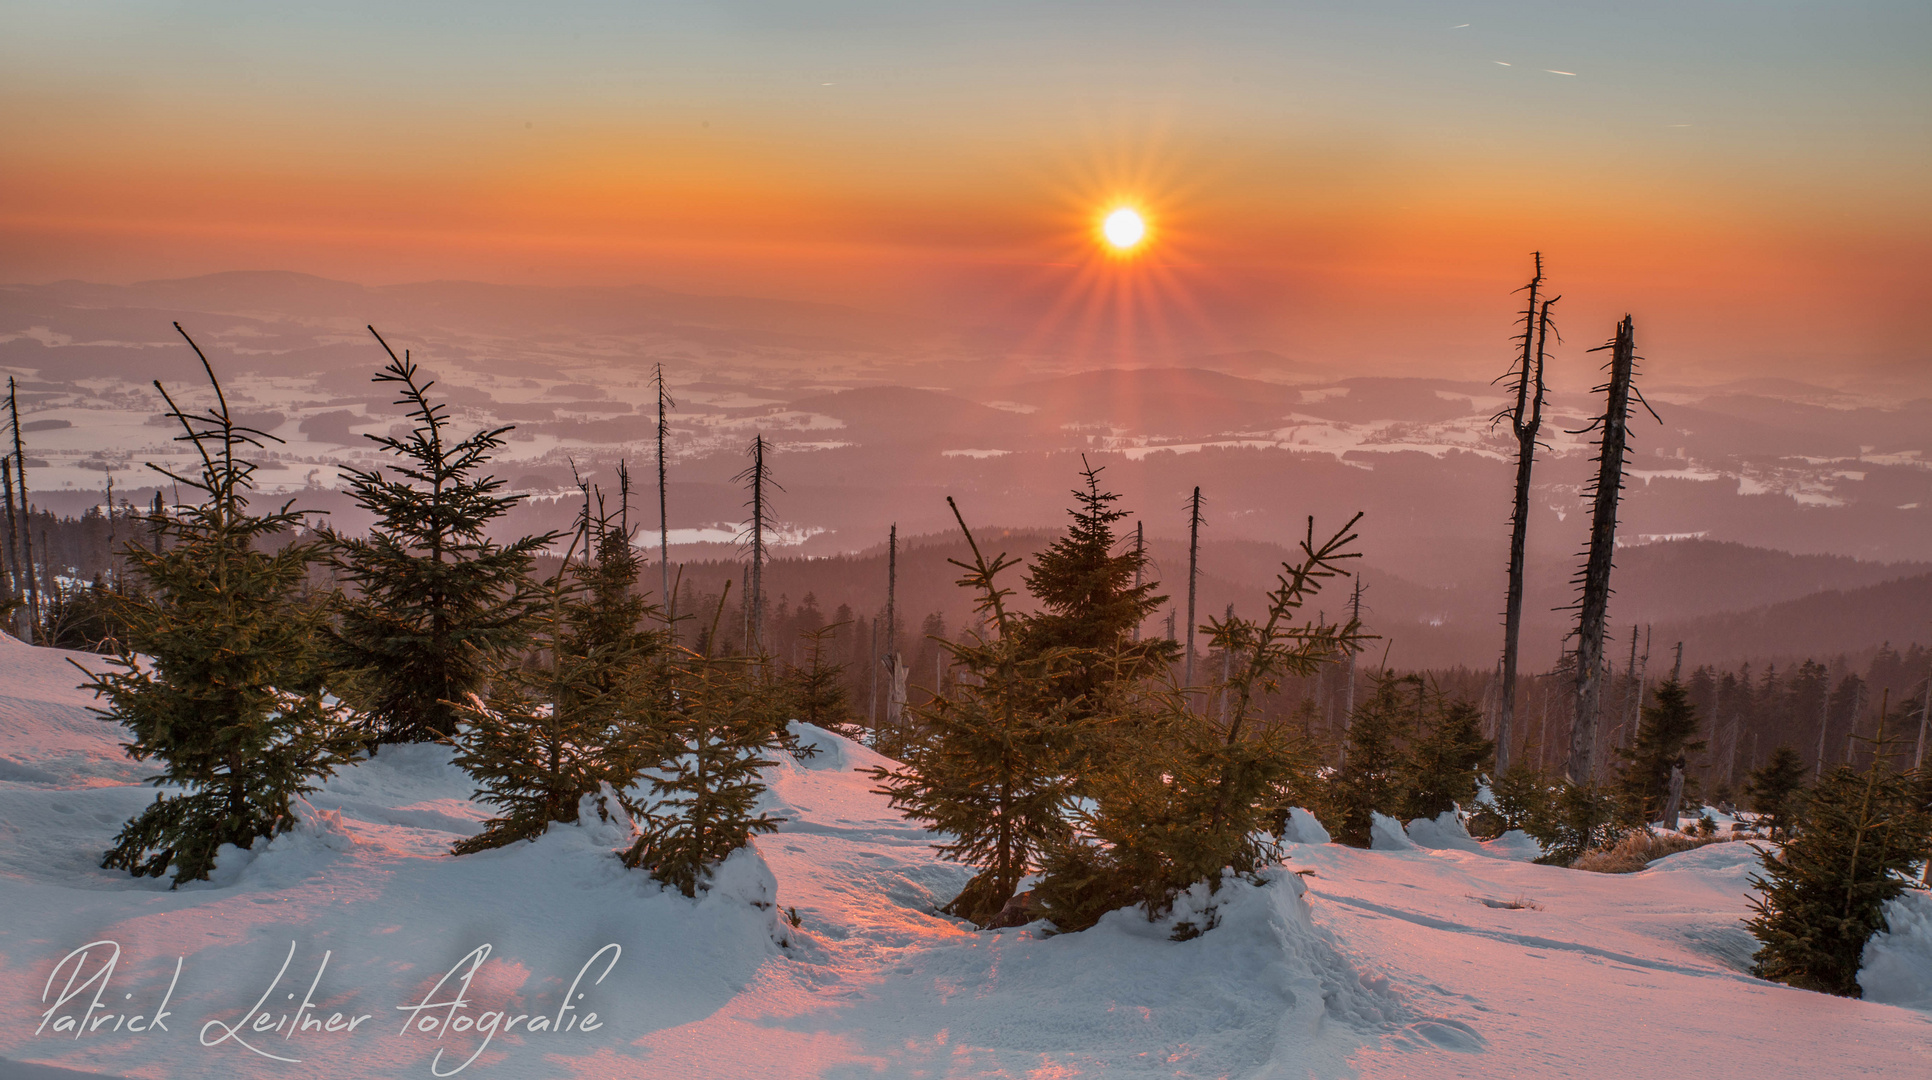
xmin=1102 ymin=207 xmax=1146 ymax=250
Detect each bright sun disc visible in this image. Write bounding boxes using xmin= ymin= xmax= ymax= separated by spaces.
xmin=1102 ymin=207 xmax=1145 ymax=249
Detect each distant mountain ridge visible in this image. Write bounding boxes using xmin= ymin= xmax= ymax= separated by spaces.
xmin=1651 ymin=571 xmax=1932 ymax=665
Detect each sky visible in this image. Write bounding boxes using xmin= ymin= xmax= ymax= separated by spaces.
xmin=2 ymin=1 xmax=1927 ymax=383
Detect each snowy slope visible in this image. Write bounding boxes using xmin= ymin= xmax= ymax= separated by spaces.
xmin=1 ymin=632 xmax=1929 ymax=1079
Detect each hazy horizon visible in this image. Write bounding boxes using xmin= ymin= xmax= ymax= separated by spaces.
xmin=8 ymin=264 xmax=1932 ymax=670
xmin=5 ymin=2 xmax=1930 ymax=669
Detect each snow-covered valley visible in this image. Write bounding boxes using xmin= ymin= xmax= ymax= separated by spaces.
xmin=1 ymin=633 xmax=1928 ymax=1079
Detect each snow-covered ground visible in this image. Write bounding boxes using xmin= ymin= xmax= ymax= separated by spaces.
xmin=1 ymin=633 xmax=1928 ymax=1079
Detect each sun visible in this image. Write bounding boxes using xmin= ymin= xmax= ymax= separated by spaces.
xmin=1101 ymin=207 xmax=1146 ymax=251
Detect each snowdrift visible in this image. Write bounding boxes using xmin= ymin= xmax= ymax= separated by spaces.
xmin=1 ymin=633 xmax=1928 ymax=1079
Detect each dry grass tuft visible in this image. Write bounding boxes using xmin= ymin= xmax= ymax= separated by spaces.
xmin=1572 ymin=830 xmax=1723 ymax=874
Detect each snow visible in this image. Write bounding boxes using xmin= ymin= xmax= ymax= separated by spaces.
xmin=2 ymin=631 xmax=1930 ymax=1078
xmin=1401 ymin=812 xmax=1487 ymax=855
xmin=1281 ymin=806 xmax=1330 ymax=846
xmin=1862 ymin=891 xmax=1932 ymax=1011
xmin=1367 ymin=812 xmax=1414 ymax=851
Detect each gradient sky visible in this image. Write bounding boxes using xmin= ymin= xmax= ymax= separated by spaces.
xmin=3 ymin=1 xmax=1927 ymax=382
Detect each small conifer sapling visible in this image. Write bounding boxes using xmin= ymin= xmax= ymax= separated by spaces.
xmin=327 ymin=328 xmax=556 ymax=743
xmin=1747 ymin=712 xmax=1932 ymax=996
xmin=86 ymin=326 xmax=361 ymax=886
xmin=621 ymin=657 xmax=786 ymax=897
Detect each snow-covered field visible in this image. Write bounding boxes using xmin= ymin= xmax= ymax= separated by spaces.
xmin=1 ymin=633 xmax=1928 ymax=1079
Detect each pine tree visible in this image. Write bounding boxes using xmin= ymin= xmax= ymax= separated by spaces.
xmin=1747 ymin=721 xmax=1932 ymax=996
xmin=1537 ymin=782 xmax=1624 ymax=866
xmin=557 ymin=476 xmax=663 ymax=706
xmin=1469 ymin=760 xmax=1557 ymax=840
xmin=1016 ymin=459 xmax=1176 ymax=719
xmin=1746 ymin=747 xmax=1809 ymax=839
xmin=1400 ymin=697 xmax=1495 ymax=822
xmin=1331 ymin=675 xmax=1420 ymax=846
xmin=1035 ymin=515 xmax=1364 ymax=931
xmin=451 ymin=491 xmax=666 ymax=854
xmin=1032 ymin=688 xmax=1291 ymax=934
xmin=778 ymin=620 xmax=855 ymax=736
xmin=1614 ymin=677 xmax=1707 ymax=826
xmin=45 ymin=574 xmax=129 ymax=652
xmin=865 ymin=497 xmax=1087 ymax=926
xmin=327 ymin=329 xmax=557 ymax=743
xmin=86 ymin=327 xmax=361 ymax=886
xmin=620 ymin=657 xmax=787 ymax=897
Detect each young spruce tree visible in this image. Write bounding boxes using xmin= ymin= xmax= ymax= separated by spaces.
xmin=1614 ymin=677 xmax=1706 ymax=827
xmin=451 ymin=489 xmax=666 ymax=854
xmin=620 ymin=655 xmax=787 ymax=897
xmin=778 ymin=620 xmax=855 ymax=737
xmin=1745 ymin=746 xmax=1809 ymax=840
xmin=87 ymin=327 xmax=361 ymax=885
xmin=865 ymin=497 xmax=1087 ymax=926
xmin=1399 ymin=697 xmax=1495 ymax=823
xmin=1034 ymin=515 xmax=1364 ymax=931
xmin=1016 ymin=458 xmax=1175 ymax=720
xmin=1747 ymin=720 xmax=1931 ymax=997
xmin=1538 ymin=782 xmax=1625 ymax=866
xmin=1469 ymin=760 xmax=1558 ymax=840
xmin=1330 ymin=674 xmax=1420 ymax=847
xmin=328 ymin=329 xmax=556 ymax=743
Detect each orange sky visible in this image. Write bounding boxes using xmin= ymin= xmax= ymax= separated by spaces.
xmin=3 ymin=2 xmax=1927 ymax=384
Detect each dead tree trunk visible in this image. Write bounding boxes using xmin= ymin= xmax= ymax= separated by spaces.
xmin=1916 ymin=658 xmax=1931 ymax=771
xmin=1339 ymin=577 xmax=1364 ymax=767
xmin=1815 ymin=685 xmax=1832 ymax=780
xmin=654 ymin=363 xmax=675 ymax=628
xmin=885 ymin=523 xmax=904 ymax=726
xmin=1495 ymin=255 xmax=1556 ymax=776
xmin=1131 ymin=521 xmax=1144 ymax=642
xmin=8 ymin=378 xmax=39 ymax=643
xmin=103 ymin=471 xmax=118 ymax=592
xmin=2 ymin=457 xmax=18 ymax=637
xmin=1614 ymin=624 xmax=1640 ymax=752
xmin=1566 ymin=315 xmax=1654 ymax=785
xmin=1185 ymin=486 xmax=1203 ymax=691
xmin=734 ymin=434 xmax=778 ymax=655
xmin=868 ymin=618 xmax=880 ymax=729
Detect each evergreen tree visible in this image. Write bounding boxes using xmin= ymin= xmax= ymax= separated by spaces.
xmin=327 ymin=331 xmax=556 ymax=743
xmin=86 ymin=331 xmax=361 ymax=886
xmin=778 ymin=621 xmax=855 ymax=736
xmin=1331 ymin=675 xmax=1419 ymax=846
xmin=620 ymin=657 xmax=787 ymax=897
xmin=1536 ymin=782 xmax=1624 ymax=866
xmin=1745 ymin=747 xmax=1809 ymax=839
xmin=559 ymin=479 xmax=660 ymax=697
xmin=1033 ymin=688 xmax=1328 ymax=934
xmin=1035 ymin=516 xmax=1362 ymax=931
xmin=451 ymin=494 xmax=667 ymax=854
xmin=1400 ymin=697 xmax=1495 ymax=822
xmin=1016 ymin=459 xmax=1176 ymax=719
xmin=865 ymin=499 xmax=1085 ymax=925
xmin=1614 ymin=677 xmax=1707 ymax=826
xmin=1469 ymin=760 xmax=1557 ymax=840
xmin=1747 ymin=723 xmax=1932 ymax=996
xmin=44 ymin=575 xmax=130 ymax=653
